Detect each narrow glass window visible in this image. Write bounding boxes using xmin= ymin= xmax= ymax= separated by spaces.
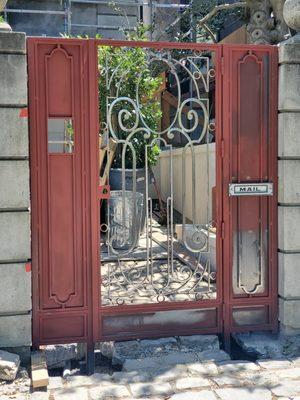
xmin=48 ymin=118 xmax=74 ymax=153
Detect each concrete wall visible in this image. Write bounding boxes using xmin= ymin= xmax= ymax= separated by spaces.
xmin=6 ymin=0 xmax=139 ymax=39
xmin=278 ymin=42 xmax=300 ymax=334
xmin=158 ymin=144 xmax=216 ymax=225
xmin=0 ymin=31 xmax=31 ymax=355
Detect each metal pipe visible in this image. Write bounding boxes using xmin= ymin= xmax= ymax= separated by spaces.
xmin=71 ymin=0 xmax=143 ymax=5
xmin=3 ymin=9 xmax=67 ymax=15
xmin=71 ymin=23 xmax=135 ymax=30
xmin=153 ymin=3 xmax=189 ymax=8
xmin=65 ymin=0 xmax=72 ymax=35
xmin=143 ymin=0 xmax=151 ymax=27
xmin=70 ymin=0 xmax=188 ymax=7
xmin=64 ymin=0 xmax=67 ymax=34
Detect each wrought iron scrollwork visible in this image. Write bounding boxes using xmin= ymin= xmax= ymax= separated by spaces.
xmin=100 ymin=47 xmax=217 ymax=306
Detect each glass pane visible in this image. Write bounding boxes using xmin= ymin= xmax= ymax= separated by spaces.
xmin=48 ymin=118 xmax=74 ymax=153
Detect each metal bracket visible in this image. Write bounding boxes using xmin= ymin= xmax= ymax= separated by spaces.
xmin=99 ymin=185 xmax=110 ymax=200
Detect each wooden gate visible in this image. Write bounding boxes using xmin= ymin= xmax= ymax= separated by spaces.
xmin=28 ymin=38 xmax=278 ymax=348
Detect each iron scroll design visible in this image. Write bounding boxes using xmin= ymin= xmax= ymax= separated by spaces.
xmin=100 ymin=48 xmax=217 ymax=306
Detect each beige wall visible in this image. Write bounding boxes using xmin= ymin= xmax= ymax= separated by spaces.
xmin=158 ymin=143 xmax=216 ymax=225
xmin=0 ymin=31 xmax=31 ymax=352
xmin=278 ymin=42 xmax=300 ymax=334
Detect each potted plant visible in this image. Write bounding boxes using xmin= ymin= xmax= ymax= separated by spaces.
xmin=98 ymin=28 xmax=163 ymax=248
xmin=0 ymin=1 xmax=11 ymax=32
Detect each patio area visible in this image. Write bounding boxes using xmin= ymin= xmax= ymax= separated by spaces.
xmin=100 ymin=218 xmax=217 ymax=307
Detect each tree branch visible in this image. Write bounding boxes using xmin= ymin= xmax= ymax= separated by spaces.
xmin=181 ymin=22 xmax=217 ymax=42
xmin=197 ymin=1 xmax=247 ymax=27
xmin=202 ymin=23 xmax=218 ymax=43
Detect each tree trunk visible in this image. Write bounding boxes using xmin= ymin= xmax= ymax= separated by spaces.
xmin=246 ymin=0 xmax=288 ymax=43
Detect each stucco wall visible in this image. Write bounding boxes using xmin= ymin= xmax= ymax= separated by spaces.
xmin=158 ymin=143 xmax=216 ymax=225
xmin=278 ymin=42 xmax=300 ymax=334
xmin=0 ymin=31 xmax=31 ymax=357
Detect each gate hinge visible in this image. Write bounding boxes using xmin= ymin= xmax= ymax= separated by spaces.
xmin=99 ymin=185 xmax=110 ymax=200
xmin=221 ymin=139 xmax=225 ymax=158
xmin=221 ymin=57 xmax=225 ymax=75
xmin=221 ymin=221 xmax=225 ymax=240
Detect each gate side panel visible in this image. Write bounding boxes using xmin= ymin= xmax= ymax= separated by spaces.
xmin=28 ymin=39 xmax=92 ymax=344
xmin=222 ymin=45 xmax=278 ymax=334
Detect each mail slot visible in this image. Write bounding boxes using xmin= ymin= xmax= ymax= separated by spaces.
xmin=229 ymin=183 xmax=273 ymax=196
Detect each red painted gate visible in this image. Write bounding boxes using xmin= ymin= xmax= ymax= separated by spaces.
xmin=28 ymin=38 xmax=278 ymax=348
xmin=222 ymin=46 xmax=278 ymax=341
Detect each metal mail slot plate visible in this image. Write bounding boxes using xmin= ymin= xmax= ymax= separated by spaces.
xmin=229 ymin=183 xmax=273 ymax=196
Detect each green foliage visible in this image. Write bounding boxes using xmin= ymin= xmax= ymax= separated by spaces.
xmin=0 ymin=15 xmax=4 ymax=23
xmin=98 ymin=26 xmax=162 ymax=169
xmin=62 ymin=26 xmax=162 ymax=169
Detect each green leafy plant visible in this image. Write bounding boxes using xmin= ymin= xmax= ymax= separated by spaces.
xmin=98 ymin=26 xmax=163 ymax=169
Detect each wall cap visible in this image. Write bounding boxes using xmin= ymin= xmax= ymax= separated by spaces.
xmin=0 ymin=31 xmax=26 ymax=54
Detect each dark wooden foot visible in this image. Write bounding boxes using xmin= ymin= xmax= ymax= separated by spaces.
xmin=86 ymin=343 xmax=95 ymax=376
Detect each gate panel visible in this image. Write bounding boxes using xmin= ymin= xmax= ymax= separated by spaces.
xmin=95 ymin=41 xmax=224 ymax=341
xmin=28 ymin=39 xmax=95 ymax=344
xmin=222 ymin=45 xmax=278 ymax=334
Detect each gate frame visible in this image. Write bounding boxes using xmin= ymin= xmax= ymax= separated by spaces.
xmin=93 ymin=39 xmax=224 ymax=342
xmin=28 ymin=37 xmax=278 ymax=349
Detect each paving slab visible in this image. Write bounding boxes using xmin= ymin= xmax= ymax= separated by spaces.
xmin=163 ymin=351 xmax=199 ymax=365
xmin=121 ymin=398 xmax=162 ymax=400
xmin=212 ymin=375 xmax=255 ymax=388
xmin=187 ymin=361 xmax=218 ymax=376
xmin=123 ymin=351 xmax=198 ymax=371
xmin=52 ymin=387 xmax=89 ymax=400
xmin=112 ymin=370 xmax=151 ymax=384
xmin=233 ymin=332 xmax=300 ymax=361
xmin=290 ymin=356 xmax=300 ymax=365
xmin=199 ymin=350 xmax=230 ymax=362
xmin=175 ymin=376 xmax=211 ymax=390
xmin=30 ymin=392 xmax=50 ymax=400
xmin=48 ymin=376 xmax=63 ymax=390
xmin=233 ymin=332 xmax=283 ymax=359
xmin=244 ymin=371 xmax=280 ymax=388
xmin=270 ymin=381 xmax=300 ymax=397
xmin=269 ymin=367 xmax=300 ymax=379
xmin=170 ymin=390 xmax=217 ymax=400
xmin=178 ymin=335 xmax=219 ymax=351
xmin=66 ymin=373 xmax=112 ymax=388
xmin=45 ymin=344 xmax=81 ymax=369
xmin=151 ymin=365 xmax=188 ymax=382
xmin=13 ymin=396 xmax=28 ymax=400
xmin=99 ymin=337 xmax=180 ymax=365
xmin=257 ymin=359 xmax=292 ymax=369
xmin=217 ymin=360 xmax=260 ymax=375
xmin=129 ymin=381 xmax=174 ymax=397
xmin=89 ymin=384 xmax=130 ymax=399
xmin=216 ymin=387 xmax=272 ymax=400
xmin=139 ymin=337 xmax=177 ymax=348
xmin=286 ymin=397 xmax=300 ymax=400
xmin=99 ymin=336 xmax=221 ymax=366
